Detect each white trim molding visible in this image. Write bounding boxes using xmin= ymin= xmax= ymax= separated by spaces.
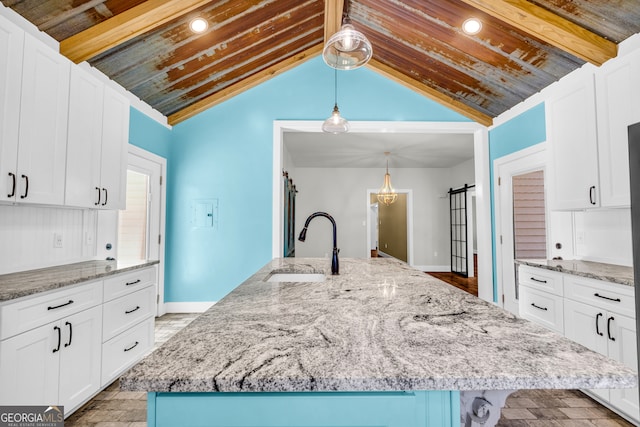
xmin=273 ymin=120 xmax=493 ymax=302
xmin=164 ymin=302 xmax=216 ymax=313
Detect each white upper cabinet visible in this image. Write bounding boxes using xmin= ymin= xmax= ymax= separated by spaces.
xmin=547 ymin=68 xmax=600 ymax=210
xmin=100 ymin=86 xmax=129 ymax=210
xmin=66 ymin=67 xmax=128 ymax=210
xmin=595 ymin=50 xmax=640 ymax=208
xmin=65 ymin=66 xmax=104 ymax=208
xmin=15 ymin=33 xmax=70 ymax=205
xmin=0 ymin=14 xmax=24 ymax=204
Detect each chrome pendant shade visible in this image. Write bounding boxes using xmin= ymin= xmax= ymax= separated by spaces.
xmin=322 ymin=69 xmax=349 ymax=134
xmin=377 ymin=153 xmax=397 ymax=206
xmin=322 ymin=23 xmax=373 ymax=70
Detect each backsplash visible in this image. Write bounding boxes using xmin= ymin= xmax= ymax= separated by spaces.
xmin=0 ymin=205 xmax=98 ymax=274
xmin=574 ymin=208 xmax=633 ymax=267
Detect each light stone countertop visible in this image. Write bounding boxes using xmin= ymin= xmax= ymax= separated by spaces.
xmin=119 ymin=257 xmax=637 ymax=393
xmin=516 ymin=259 xmax=634 ymax=287
xmin=0 ymin=260 xmax=159 ymax=303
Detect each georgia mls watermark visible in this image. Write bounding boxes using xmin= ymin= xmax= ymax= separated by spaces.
xmin=0 ymin=406 xmax=64 ymax=427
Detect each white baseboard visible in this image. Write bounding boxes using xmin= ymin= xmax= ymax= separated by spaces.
xmin=413 ymin=265 xmax=451 ymax=272
xmin=163 ymin=302 xmax=216 ymax=313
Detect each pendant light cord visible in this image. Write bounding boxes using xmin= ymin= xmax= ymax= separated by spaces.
xmin=334 ymin=68 xmax=338 ymax=108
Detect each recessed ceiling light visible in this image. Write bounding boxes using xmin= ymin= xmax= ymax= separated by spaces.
xmin=462 ymin=18 xmax=482 ymax=35
xmin=189 ymin=17 xmax=208 ymax=34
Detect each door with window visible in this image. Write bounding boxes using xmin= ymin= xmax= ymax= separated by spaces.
xmin=117 ymin=148 xmax=164 ymax=315
xmin=495 ymin=146 xmax=549 ymax=315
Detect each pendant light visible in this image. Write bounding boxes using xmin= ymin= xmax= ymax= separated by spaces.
xmin=377 ymin=152 xmax=398 ymax=206
xmin=322 ymin=68 xmax=349 ymax=134
xmin=322 ymin=5 xmax=372 ymax=70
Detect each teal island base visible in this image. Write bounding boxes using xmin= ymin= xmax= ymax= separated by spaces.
xmin=147 ymin=390 xmax=464 ymax=427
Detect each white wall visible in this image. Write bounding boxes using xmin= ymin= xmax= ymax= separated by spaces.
xmin=450 ymin=158 xmax=476 ymax=189
xmin=574 ymin=209 xmax=633 ymax=266
xmin=0 ymin=205 xmax=98 ymax=274
xmin=293 ymin=166 xmax=463 ymax=269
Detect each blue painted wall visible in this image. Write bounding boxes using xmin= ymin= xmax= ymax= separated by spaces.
xmin=167 ymin=56 xmax=471 ymax=302
xmin=488 ymin=103 xmax=546 ymax=301
xmin=129 ymin=107 xmax=172 ymax=159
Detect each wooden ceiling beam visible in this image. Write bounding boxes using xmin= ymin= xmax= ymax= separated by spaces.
xmin=324 ymin=0 xmax=344 ymax=44
xmin=367 ymin=59 xmax=494 ymax=126
xmin=168 ymin=44 xmax=323 ymax=125
xmin=458 ymin=0 xmax=616 ymax=66
xmin=60 ymin=0 xmax=211 ymax=63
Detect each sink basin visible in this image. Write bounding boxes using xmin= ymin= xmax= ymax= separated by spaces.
xmin=266 ymin=273 xmax=325 ymax=283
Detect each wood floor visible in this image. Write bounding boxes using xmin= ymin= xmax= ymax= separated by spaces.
xmin=427 ymin=271 xmax=478 ymax=296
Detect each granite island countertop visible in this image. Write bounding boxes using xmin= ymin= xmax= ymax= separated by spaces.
xmin=516 ymin=259 xmax=634 ymax=287
xmin=120 ymin=257 xmax=637 ymax=393
xmin=0 ymin=259 xmax=159 ymax=303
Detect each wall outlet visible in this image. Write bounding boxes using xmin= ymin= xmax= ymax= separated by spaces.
xmin=53 ymin=232 xmax=63 ymax=248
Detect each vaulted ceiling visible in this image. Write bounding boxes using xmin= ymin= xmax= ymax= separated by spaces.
xmin=3 ymin=0 xmax=640 ymax=126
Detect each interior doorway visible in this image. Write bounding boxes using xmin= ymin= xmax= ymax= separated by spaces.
xmin=370 ymin=193 xmax=408 ymax=262
xmin=118 ymin=146 xmax=166 ymax=316
xmin=495 ymin=143 xmax=547 ymax=315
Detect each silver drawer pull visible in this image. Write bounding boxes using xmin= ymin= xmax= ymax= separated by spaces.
xmin=124 ymin=341 xmax=139 ymax=352
xmin=530 ymin=277 xmax=547 ymax=283
xmin=125 ymin=306 xmax=140 ymax=314
xmin=531 ymin=303 xmax=548 ymax=311
xmin=594 ymin=293 xmax=621 ymax=302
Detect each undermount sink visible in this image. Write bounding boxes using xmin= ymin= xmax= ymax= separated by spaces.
xmin=266 ymin=273 xmax=326 ymax=283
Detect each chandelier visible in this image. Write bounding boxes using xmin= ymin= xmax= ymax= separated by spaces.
xmin=377 ymin=152 xmax=397 ymax=206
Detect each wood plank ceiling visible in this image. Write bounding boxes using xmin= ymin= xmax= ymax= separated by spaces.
xmin=3 ymin=0 xmax=640 ymax=126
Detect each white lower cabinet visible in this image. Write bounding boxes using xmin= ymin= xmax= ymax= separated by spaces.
xmin=519 ymin=265 xmax=639 ymax=423
xmin=0 ymin=305 xmax=102 ymax=413
xmin=565 ymin=298 xmax=639 ymax=421
xmin=101 ymin=316 xmax=154 ymax=386
xmin=0 ymin=265 xmax=156 ymax=417
xmin=518 ymin=265 xmax=640 ymax=423
xmin=101 ymin=266 xmax=156 ymax=387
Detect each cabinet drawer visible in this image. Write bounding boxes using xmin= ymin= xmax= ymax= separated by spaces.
xmin=0 ymin=281 xmax=102 ymax=340
xmin=103 ymin=285 xmax=155 ymax=342
xmin=564 ymin=275 xmax=634 ymax=318
xmin=519 ymin=285 xmax=564 ymax=334
xmin=103 ymin=266 xmax=156 ymax=302
xmin=518 ymin=266 xmax=564 ymax=296
xmin=101 ymin=316 xmax=154 ymax=386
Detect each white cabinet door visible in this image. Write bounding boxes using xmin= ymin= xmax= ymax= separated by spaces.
xmin=547 ymin=70 xmax=600 ymax=210
xmin=607 ymin=313 xmax=639 ymax=421
xmin=100 ymin=86 xmax=129 ymax=210
xmin=595 ymin=51 xmax=640 ymax=208
xmin=58 ymin=305 xmax=102 ymax=413
xmin=16 ymin=33 xmax=70 ymax=205
xmin=0 ymin=14 xmax=23 ymax=204
xmin=0 ymin=322 xmax=59 ymax=405
xmin=563 ymin=298 xmax=609 ymax=402
xmin=65 ymin=66 xmax=103 ymax=208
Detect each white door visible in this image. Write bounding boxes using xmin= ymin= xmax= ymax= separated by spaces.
xmin=58 ymin=305 xmax=102 ymax=412
xmin=495 ymin=146 xmax=548 ymax=314
xmin=563 ymin=299 xmax=609 ymax=402
xmin=0 ymin=322 xmax=59 ymax=405
xmin=118 ymin=147 xmax=165 ymax=315
xmin=100 ymin=86 xmax=129 ymax=210
xmin=608 ymin=313 xmax=639 ymax=420
xmin=0 ymin=14 xmax=23 ymax=204
xmin=16 ymin=34 xmax=70 ymax=205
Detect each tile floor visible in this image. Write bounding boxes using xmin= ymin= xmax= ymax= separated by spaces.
xmin=65 ymin=313 xmax=635 ymax=427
